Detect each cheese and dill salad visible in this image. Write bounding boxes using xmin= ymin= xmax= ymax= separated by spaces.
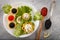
xmin=2 ymin=4 xmax=42 ymax=37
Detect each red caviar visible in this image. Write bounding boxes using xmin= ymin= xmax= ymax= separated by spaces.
xmin=41 ymin=7 xmax=48 ymax=16
xmin=8 ymin=15 xmax=14 ymax=21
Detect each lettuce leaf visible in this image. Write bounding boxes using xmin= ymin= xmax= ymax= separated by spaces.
xmin=14 ymin=24 xmax=24 ymax=37
xmin=33 ymin=12 xmax=42 ymax=21
xmin=15 ymin=6 xmax=32 ymax=23
xmin=2 ymin=4 xmax=12 ymax=14
xmin=21 ymin=6 xmax=32 ymax=13
xmin=16 ymin=6 xmax=32 ymax=17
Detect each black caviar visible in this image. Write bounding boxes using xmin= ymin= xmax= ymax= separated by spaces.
xmin=9 ymin=22 xmax=15 ymax=28
xmin=11 ymin=8 xmax=17 ymax=14
xmin=45 ymin=19 xmax=52 ymax=30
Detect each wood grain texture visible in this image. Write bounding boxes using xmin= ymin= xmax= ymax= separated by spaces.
xmin=35 ymin=17 xmax=44 ymax=40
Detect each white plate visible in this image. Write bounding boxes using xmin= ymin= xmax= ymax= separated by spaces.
xmin=3 ymin=2 xmax=40 ymax=38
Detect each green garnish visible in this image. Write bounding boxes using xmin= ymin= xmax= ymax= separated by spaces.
xmin=16 ymin=6 xmax=32 ymax=17
xmin=2 ymin=4 xmax=12 ymax=14
xmin=14 ymin=24 xmax=24 ymax=37
xmin=15 ymin=6 xmax=32 ymax=22
xmin=16 ymin=7 xmax=23 ymax=17
xmin=21 ymin=6 xmax=32 ymax=13
xmin=34 ymin=12 xmax=42 ymax=21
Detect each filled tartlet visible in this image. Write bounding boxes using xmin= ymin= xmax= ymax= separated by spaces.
xmin=11 ymin=8 xmax=18 ymax=14
xmin=22 ymin=13 xmax=30 ymax=20
xmin=8 ymin=15 xmax=15 ymax=21
xmin=22 ymin=22 xmax=34 ymax=33
xmin=9 ymin=22 xmax=16 ymax=29
xmin=7 ymin=21 xmax=16 ymax=30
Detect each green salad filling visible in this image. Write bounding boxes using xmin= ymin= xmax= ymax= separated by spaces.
xmin=34 ymin=12 xmax=42 ymax=21
xmin=2 ymin=4 xmax=12 ymax=14
xmin=15 ymin=6 xmax=32 ymax=22
xmin=14 ymin=24 xmax=24 ymax=36
xmin=16 ymin=6 xmax=32 ymax=17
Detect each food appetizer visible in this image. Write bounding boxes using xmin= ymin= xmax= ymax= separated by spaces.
xmin=2 ymin=4 xmax=42 ymax=37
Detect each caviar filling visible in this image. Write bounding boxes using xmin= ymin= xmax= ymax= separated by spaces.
xmin=41 ymin=7 xmax=48 ymax=17
xmin=11 ymin=8 xmax=17 ymax=14
xmin=45 ymin=19 xmax=52 ymax=30
xmin=8 ymin=15 xmax=14 ymax=21
xmin=9 ymin=22 xmax=15 ymax=28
